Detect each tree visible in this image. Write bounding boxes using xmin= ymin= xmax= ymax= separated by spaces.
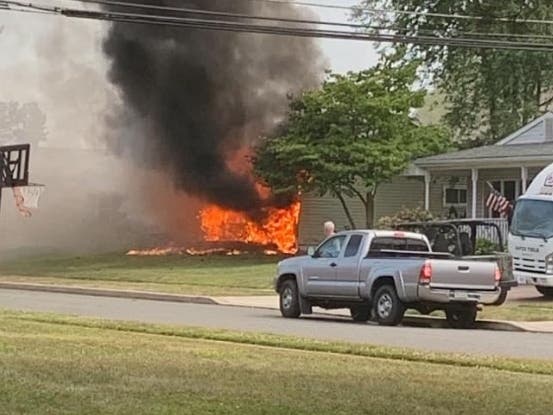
xmin=253 ymin=58 xmax=450 ymax=228
xmin=355 ymin=1 xmax=553 ymax=147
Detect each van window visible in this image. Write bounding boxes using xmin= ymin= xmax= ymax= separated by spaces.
xmin=368 ymin=237 xmax=429 ymax=256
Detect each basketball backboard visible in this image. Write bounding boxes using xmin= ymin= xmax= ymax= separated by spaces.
xmin=0 ymin=144 xmax=30 ymax=187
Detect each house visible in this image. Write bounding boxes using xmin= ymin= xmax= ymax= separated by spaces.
xmin=297 ymin=112 xmax=553 ymax=248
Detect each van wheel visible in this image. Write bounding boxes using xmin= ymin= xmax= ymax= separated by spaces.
xmin=373 ymin=285 xmax=405 ymax=326
xmin=536 ymin=286 xmax=553 ymax=298
xmin=446 ymin=306 xmax=477 ymax=329
xmin=350 ymin=305 xmax=371 ymax=322
xmin=279 ymin=280 xmax=301 ymax=318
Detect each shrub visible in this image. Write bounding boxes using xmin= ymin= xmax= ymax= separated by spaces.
xmin=475 ymin=238 xmax=500 ymax=255
xmin=376 ymin=207 xmax=434 ymax=229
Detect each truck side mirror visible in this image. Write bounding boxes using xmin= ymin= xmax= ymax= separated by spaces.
xmin=307 ymin=246 xmax=315 ymax=256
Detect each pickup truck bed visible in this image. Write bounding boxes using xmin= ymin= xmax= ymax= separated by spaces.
xmin=275 ymin=230 xmax=502 ymax=328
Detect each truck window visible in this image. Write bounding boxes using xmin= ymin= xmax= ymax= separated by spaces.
xmin=344 ymin=235 xmax=363 ymax=257
xmin=368 ymin=237 xmax=429 ymax=256
xmin=315 ymin=235 xmax=347 ymax=258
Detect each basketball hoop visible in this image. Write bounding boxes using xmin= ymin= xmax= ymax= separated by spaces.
xmin=0 ymin=143 xmax=42 ymax=218
xmin=12 ymin=183 xmax=45 ymax=218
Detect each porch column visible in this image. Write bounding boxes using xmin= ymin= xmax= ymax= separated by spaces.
xmin=521 ymin=166 xmax=528 ymax=194
xmin=471 ymin=168 xmax=478 ymax=218
xmin=424 ymin=171 xmax=431 ymax=211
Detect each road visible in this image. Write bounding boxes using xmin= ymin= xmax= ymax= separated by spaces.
xmin=1 ymin=288 xmax=552 ymax=359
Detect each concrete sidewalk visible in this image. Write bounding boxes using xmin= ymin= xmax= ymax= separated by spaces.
xmin=1 ymin=281 xmax=553 ymax=333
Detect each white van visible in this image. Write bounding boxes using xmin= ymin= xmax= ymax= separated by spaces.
xmin=509 ymin=162 xmax=553 ymax=297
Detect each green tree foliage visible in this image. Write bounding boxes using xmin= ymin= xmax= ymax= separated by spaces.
xmin=254 ymin=58 xmax=449 ymax=228
xmin=355 ymin=1 xmax=553 ymax=146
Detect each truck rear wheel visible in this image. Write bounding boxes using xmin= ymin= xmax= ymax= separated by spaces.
xmin=536 ymin=286 xmax=553 ymax=298
xmin=446 ymin=306 xmax=477 ymax=329
xmin=350 ymin=305 xmax=371 ymax=322
xmin=279 ymin=279 xmax=301 ymax=318
xmin=373 ymin=285 xmax=405 ymax=326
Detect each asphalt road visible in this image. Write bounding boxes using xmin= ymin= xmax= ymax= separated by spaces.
xmin=1 ymin=288 xmax=552 ymax=359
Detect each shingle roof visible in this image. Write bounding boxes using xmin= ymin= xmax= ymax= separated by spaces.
xmin=414 ymin=142 xmax=553 ymax=168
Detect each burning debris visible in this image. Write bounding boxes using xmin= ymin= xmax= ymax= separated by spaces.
xmin=126 ymin=241 xmax=286 ymax=257
xmin=199 ymin=201 xmax=301 ymax=254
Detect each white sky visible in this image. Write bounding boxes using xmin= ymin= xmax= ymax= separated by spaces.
xmin=313 ymin=0 xmax=379 ymax=72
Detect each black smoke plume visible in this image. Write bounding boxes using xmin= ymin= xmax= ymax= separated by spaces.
xmin=102 ymin=0 xmax=324 ymax=212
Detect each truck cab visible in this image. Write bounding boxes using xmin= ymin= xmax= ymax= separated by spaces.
xmin=509 ymin=162 xmax=553 ymax=297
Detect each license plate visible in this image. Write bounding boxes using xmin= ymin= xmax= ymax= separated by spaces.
xmin=450 ymin=291 xmax=468 ymax=300
xmin=449 ymin=291 xmax=480 ymax=301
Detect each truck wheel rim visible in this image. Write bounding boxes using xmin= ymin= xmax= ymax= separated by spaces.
xmin=282 ymin=287 xmax=293 ymax=309
xmin=377 ymin=293 xmax=393 ymax=318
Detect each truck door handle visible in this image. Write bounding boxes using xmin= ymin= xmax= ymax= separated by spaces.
xmin=458 ymin=266 xmax=470 ymax=272
xmin=330 ymin=262 xmax=337 ymax=267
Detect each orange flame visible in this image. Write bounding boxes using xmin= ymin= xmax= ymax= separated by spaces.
xmin=199 ymin=201 xmax=301 ymax=254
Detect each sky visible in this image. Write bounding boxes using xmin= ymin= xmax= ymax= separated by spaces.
xmin=313 ymin=0 xmax=379 ymax=73
xmin=0 ymin=1 xmax=379 ymax=148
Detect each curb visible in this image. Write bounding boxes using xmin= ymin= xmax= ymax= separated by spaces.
xmin=0 ymin=282 xmax=217 ymax=305
xmin=402 ymin=315 xmax=526 ymax=332
xmin=0 ymin=281 xmax=541 ymax=333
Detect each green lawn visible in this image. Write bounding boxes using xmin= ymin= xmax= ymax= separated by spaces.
xmin=480 ymin=302 xmax=553 ymax=322
xmin=0 ymin=254 xmax=278 ymax=296
xmin=2 ymin=310 xmax=553 ymax=415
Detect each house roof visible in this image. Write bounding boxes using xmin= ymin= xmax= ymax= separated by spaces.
xmin=414 ymin=112 xmax=553 ymax=169
xmin=415 ymin=142 xmax=553 ymax=168
xmin=496 ymin=112 xmax=553 ymax=145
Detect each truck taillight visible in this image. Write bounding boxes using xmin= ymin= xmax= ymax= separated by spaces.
xmin=494 ymin=266 xmax=502 ymax=283
xmin=419 ymin=260 xmax=432 ymax=285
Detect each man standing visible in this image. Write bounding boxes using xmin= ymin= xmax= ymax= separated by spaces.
xmin=323 ymin=221 xmax=336 ymax=238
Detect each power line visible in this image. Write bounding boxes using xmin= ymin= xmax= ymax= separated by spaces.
xmin=66 ymin=0 xmax=553 ymax=41
xmin=227 ymin=0 xmax=553 ymax=26
xmin=66 ymin=0 xmax=378 ymax=30
xmin=5 ymin=1 xmax=553 ymax=52
xmin=56 ymin=9 xmax=553 ymax=51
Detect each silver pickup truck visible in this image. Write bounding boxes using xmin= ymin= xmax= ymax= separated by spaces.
xmin=275 ymin=230 xmax=502 ymax=328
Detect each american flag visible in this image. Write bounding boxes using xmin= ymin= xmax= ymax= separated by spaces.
xmin=486 ymin=182 xmax=512 ymax=215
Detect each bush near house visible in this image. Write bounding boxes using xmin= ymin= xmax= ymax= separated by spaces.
xmin=376 ymin=206 xmax=434 ymax=229
xmin=475 ymin=238 xmax=503 ymax=255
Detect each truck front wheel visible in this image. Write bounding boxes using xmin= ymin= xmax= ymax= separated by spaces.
xmin=445 ymin=306 xmax=477 ymax=329
xmin=279 ymin=279 xmax=301 ymax=318
xmin=373 ymin=285 xmax=406 ymax=326
xmin=536 ymin=286 xmax=553 ymax=298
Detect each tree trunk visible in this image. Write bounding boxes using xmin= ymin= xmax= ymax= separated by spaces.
xmin=335 ymin=191 xmax=357 ymax=230
xmin=364 ymin=192 xmax=375 ymax=228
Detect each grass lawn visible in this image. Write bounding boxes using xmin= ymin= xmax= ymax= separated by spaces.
xmin=480 ymin=302 xmax=553 ymax=322
xmin=2 ymin=310 xmax=553 ymax=415
xmin=0 ymin=254 xmax=278 ymax=296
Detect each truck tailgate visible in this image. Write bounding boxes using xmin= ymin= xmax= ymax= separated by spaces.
xmin=429 ymin=259 xmax=497 ymax=291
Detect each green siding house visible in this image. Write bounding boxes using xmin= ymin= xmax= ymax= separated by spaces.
xmin=298 ymin=112 xmax=553 ymax=248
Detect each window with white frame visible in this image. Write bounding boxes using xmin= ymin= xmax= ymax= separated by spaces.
xmin=443 ymin=186 xmax=467 ymax=207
